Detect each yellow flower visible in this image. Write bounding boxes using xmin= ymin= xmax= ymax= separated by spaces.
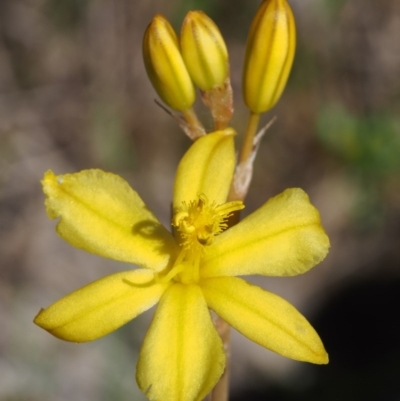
xmin=34 ymin=129 xmax=330 ymax=401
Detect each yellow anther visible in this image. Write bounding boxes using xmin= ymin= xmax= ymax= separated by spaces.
xmin=182 ymin=220 xmax=196 ymax=234
xmin=173 ymin=211 xmax=189 ymax=227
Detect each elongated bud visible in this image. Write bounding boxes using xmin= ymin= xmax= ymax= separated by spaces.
xmin=181 ymin=11 xmax=229 ymax=91
xmin=143 ymin=14 xmax=196 ymax=111
xmin=181 ymin=11 xmax=233 ymax=129
xmin=243 ymin=0 xmax=296 ymax=114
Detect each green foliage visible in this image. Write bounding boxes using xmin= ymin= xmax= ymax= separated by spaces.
xmin=317 ymin=104 xmax=400 ymax=229
xmin=317 ymin=104 xmax=400 ymax=175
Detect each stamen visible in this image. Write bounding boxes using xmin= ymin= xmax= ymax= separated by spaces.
xmin=182 ymin=220 xmax=195 ymax=233
xmin=172 ymin=194 xmax=244 ymax=251
xmin=173 ymin=211 xmax=189 ymax=228
xmin=160 ymin=263 xmax=185 ymax=283
xmin=215 ymin=200 xmax=244 ymax=216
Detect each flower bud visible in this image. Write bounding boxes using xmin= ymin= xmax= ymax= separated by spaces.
xmin=181 ymin=11 xmax=229 ymax=91
xmin=243 ymin=0 xmax=296 ymax=114
xmin=143 ymin=14 xmax=196 ymax=111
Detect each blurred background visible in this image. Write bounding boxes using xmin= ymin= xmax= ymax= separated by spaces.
xmin=1 ymin=0 xmax=400 ymax=400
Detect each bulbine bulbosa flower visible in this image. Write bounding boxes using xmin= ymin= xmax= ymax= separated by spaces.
xmin=35 ymin=129 xmax=329 ymax=401
xmin=243 ymin=0 xmax=296 ymax=114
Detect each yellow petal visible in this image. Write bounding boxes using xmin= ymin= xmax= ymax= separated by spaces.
xmin=201 ymin=188 xmax=330 ymax=277
xmin=42 ymin=169 xmax=178 ymax=271
xmin=34 ymin=270 xmax=168 ymax=342
xmin=173 ymin=129 xmax=236 ymax=209
xmin=136 ymin=283 xmax=225 ymax=401
xmin=201 ymin=277 xmax=328 ymax=364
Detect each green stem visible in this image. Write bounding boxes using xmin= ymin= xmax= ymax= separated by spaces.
xmin=239 ymin=112 xmax=261 ymax=164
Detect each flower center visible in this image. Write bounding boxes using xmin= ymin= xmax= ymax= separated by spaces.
xmin=169 ymin=194 xmax=244 ymax=284
xmin=173 ymin=194 xmax=244 ymax=250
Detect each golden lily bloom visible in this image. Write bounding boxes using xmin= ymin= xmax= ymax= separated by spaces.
xmin=181 ymin=11 xmax=229 ymax=91
xmin=243 ymin=0 xmax=296 ymax=114
xmin=35 ymin=129 xmax=329 ymax=401
xmin=143 ymin=14 xmax=196 ymax=112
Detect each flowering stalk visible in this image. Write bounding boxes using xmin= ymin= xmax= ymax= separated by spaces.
xmin=34 ymin=3 xmax=331 ymax=401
